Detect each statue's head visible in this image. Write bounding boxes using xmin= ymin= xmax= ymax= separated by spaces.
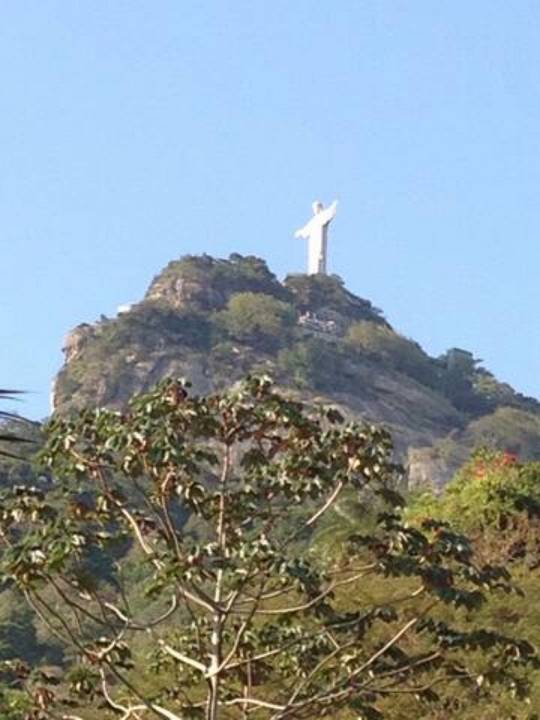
xmin=312 ymin=200 xmax=323 ymax=214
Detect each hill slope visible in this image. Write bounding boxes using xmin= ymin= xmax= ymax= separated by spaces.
xmin=52 ymin=253 xmax=540 ymax=487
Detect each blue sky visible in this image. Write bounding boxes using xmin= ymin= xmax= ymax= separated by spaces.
xmin=1 ymin=1 xmax=539 ymax=419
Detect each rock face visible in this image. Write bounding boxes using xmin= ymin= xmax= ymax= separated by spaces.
xmin=52 ymin=254 xmax=540 ymax=489
xmin=146 ymin=272 xmax=224 ymax=311
xmin=62 ymin=324 xmax=96 ymax=363
xmin=145 ymin=254 xmax=290 ymax=311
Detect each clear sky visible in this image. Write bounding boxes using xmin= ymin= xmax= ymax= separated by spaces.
xmin=2 ymin=1 xmax=539 ymax=419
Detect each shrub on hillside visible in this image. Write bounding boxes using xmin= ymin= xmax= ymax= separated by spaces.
xmin=285 ymin=273 xmax=385 ymax=323
xmin=148 ymin=254 xmax=291 ymax=309
xmin=346 ymin=321 xmax=437 ymax=387
xmin=464 ymin=407 xmax=540 ymax=460
xmin=101 ymin=305 xmax=212 ymax=352
xmin=278 ymin=337 xmax=354 ymax=392
xmin=216 ymin=292 xmax=296 ymax=349
xmin=409 ymin=450 xmax=540 ymax=567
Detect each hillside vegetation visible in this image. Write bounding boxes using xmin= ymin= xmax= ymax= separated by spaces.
xmin=53 ymin=254 xmax=540 ymax=487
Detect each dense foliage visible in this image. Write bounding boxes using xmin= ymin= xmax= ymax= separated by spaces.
xmin=346 ymin=322 xmax=438 ymax=387
xmin=410 ymin=449 xmax=540 ymax=552
xmin=216 ymin=293 xmax=296 ymax=349
xmin=405 ymin=450 xmax=540 ymax=717
xmin=146 ymin=254 xmax=292 ymax=311
xmin=0 ymin=380 xmax=537 ymax=719
xmin=3 ymin=252 xmax=540 ymax=719
xmin=284 ymin=273 xmax=385 ymax=325
xmin=277 ymin=338 xmax=355 ymax=393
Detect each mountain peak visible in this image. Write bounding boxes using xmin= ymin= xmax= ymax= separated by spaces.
xmin=53 ymin=253 xmax=540 ymax=488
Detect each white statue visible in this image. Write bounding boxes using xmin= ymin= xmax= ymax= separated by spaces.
xmin=295 ymin=200 xmax=338 ymax=275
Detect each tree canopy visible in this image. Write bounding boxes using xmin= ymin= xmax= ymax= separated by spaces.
xmin=0 ymin=379 xmax=537 ymax=719
xmin=346 ymin=322 xmax=437 ymax=387
xmin=217 ymin=293 xmax=296 ymax=347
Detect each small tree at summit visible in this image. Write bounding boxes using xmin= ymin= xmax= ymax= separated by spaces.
xmin=217 ymin=292 xmax=296 ymax=348
xmin=0 ymin=378 xmax=536 ymax=719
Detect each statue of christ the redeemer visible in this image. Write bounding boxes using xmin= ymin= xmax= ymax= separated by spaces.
xmin=294 ymin=200 xmax=338 ymax=275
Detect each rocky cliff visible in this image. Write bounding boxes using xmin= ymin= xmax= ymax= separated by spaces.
xmin=52 ymin=254 xmax=540 ymax=488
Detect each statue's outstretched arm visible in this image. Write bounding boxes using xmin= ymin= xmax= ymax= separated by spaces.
xmin=319 ymin=200 xmax=338 ymax=224
xmin=295 ymin=224 xmax=310 ymax=239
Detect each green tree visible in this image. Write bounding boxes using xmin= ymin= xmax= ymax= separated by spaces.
xmin=284 ymin=273 xmax=384 ymax=324
xmin=0 ymin=379 xmax=535 ymax=719
xmin=346 ymin=322 xmax=437 ymax=387
xmin=217 ymin=292 xmax=296 ymax=348
xmin=406 ymin=452 xmax=540 ymax=717
xmin=410 ymin=450 xmax=540 ymax=550
xmin=278 ymin=338 xmax=351 ymax=392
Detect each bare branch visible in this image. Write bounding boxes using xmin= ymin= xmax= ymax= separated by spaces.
xmin=251 ymin=570 xmax=374 ymax=616
xmin=223 ymin=697 xmax=286 ymax=711
xmin=305 ymin=480 xmax=344 ymax=527
xmin=157 ymin=638 xmax=207 ymax=674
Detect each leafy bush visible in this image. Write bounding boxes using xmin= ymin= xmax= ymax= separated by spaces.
xmin=285 ymin=273 xmax=385 ymax=323
xmin=346 ymin=321 xmax=438 ymax=386
xmin=216 ymin=292 xmax=296 ymax=349
xmin=278 ymin=337 xmax=354 ymax=392
xmin=100 ymin=305 xmax=212 ymax=352
xmin=438 ymin=368 xmax=488 ymax=415
xmin=409 ymin=450 xmax=540 ymax=554
xmin=464 ymin=407 xmax=540 ymax=459
xmin=148 ymin=254 xmax=291 ymax=309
